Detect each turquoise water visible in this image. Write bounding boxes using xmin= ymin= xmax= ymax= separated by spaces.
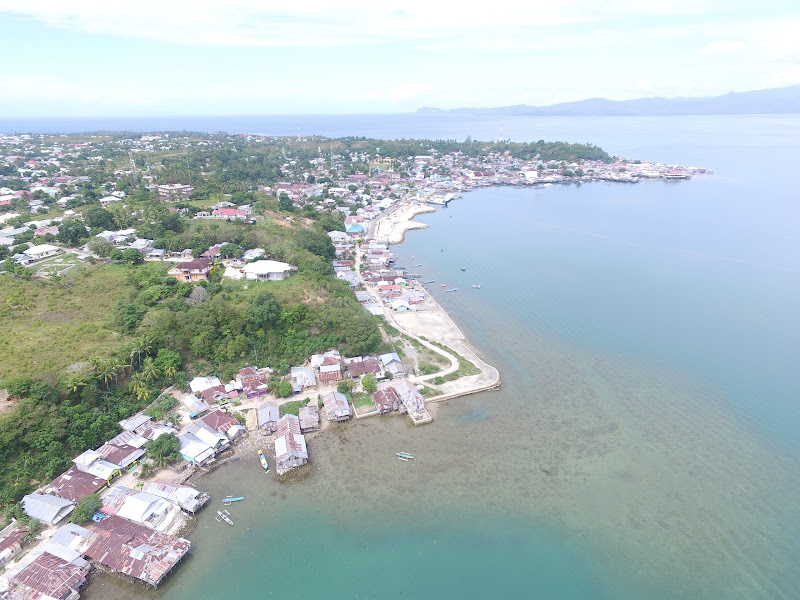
xmin=87 ymin=116 xmax=800 ymax=600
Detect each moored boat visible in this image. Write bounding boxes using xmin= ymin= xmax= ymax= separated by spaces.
xmin=424 ymin=280 xmax=435 ymax=284
xmin=216 ymin=510 xmax=234 ymax=526
xmin=471 ymin=285 xmax=481 ymax=289
xmin=397 ymin=452 xmax=415 ymax=460
xmin=222 ymin=496 xmax=244 ymax=505
xmin=258 ymin=450 xmax=269 ymax=472
xmin=445 ymin=288 xmax=457 ymax=292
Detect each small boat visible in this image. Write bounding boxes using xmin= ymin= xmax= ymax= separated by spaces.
xmin=471 ymin=285 xmax=481 ymax=289
xmin=424 ymin=280 xmax=435 ymax=284
xmin=413 ymin=264 xmax=422 ymax=267
xmin=445 ymin=288 xmax=457 ymax=292
xmin=460 ymin=267 xmax=466 ymax=271
xmin=397 ymin=456 xmax=409 ymax=461
xmin=216 ymin=510 xmax=234 ymax=526
xmin=222 ymin=496 xmax=244 ymax=505
xmin=258 ymin=450 xmax=269 ymax=472
xmin=440 ymin=284 xmax=447 ymax=287
xmin=397 ymin=452 xmax=415 ymax=460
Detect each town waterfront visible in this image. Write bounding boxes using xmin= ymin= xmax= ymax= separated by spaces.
xmin=85 ymin=115 xmax=800 ymax=600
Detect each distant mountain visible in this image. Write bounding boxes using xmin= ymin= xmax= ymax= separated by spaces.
xmin=417 ymin=85 xmax=800 ymax=116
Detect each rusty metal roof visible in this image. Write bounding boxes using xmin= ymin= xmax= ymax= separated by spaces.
xmin=11 ymin=551 xmax=90 ymax=600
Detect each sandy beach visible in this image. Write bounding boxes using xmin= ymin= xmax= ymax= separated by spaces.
xmin=372 ymin=202 xmax=436 ymax=244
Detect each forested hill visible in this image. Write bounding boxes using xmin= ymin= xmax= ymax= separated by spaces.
xmin=417 ymin=84 xmax=800 ymax=116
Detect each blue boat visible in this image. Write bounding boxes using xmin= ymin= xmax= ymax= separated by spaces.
xmin=258 ymin=450 xmax=269 ymax=472
xmin=396 ymin=452 xmax=415 ymax=460
xmin=222 ymin=496 xmax=244 ymax=505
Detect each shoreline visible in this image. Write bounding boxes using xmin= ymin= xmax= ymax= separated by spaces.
xmin=372 ymin=202 xmax=436 ymax=244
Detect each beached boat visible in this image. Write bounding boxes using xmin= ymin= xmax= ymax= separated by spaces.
xmin=258 ymin=450 xmax=269 ymax=472
xmin=445 ymin=288 xmax=457 ymax=292
xmin=216 ymin=510 xmax=234 ymax=526
xmin=397 ymin=452 xmax=415 ymax=460
xmin=222 ymin=496 xmax=244 ymax=505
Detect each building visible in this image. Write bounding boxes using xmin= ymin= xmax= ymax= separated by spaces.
xmin=157 ymin=183 xmax=194 ymax=197
xmin=0 ymin=526 xmax=28 ymax=567
xmin=8 ymin=550 xmax=90 ymax=600
xmin=346 ymin=357 xmax=384 ymax=380
xmin=199 ymin=410 xmax=245 ymax=441
xmin=298 ymin=405 xmax=320 ymax=433
xmin=168 ymin=257 xmax=213 ymax=282
xmin=85 ymin=515 xmax=190 ymax=586
xmin=178 ymin=432 xmax=216 ymax=465
xmin=240 ymin=259 xmax=294 ymax=282
xmin=21 ymin=494 xmax=75 ymax=526
xmin=96 ymin=441 xmax=146 ymax=471
xmin=71 ymin=449 xmax=123 ymax=481
xmin=290 ymin=366 xmax=316 ymax=394
xmin=141 ymin=481 xmax=209 ymax=514
xmin=318 ymin=356 xmax=343 ymax=385
xmin=372 ymin=387 xmax=403 ymax=414
xmin=44 ymin=467 xmax=108 ymax=503
xmin=274 ymin=414 xmax=308 ymax=475
xmin=100 ymin=487 xmax=179 ymax=532
xmin=379 ymin=352 xmax=406 ymax=377
xmin=23 ymin=243 xmax=60 ymax=261
xmin=236 ymin=366 xmax=273 ymax=400
xmin=321 ymin=391 xmax=351 ymax=422
xmin=256 ymin=402 xmax=280 ymax=433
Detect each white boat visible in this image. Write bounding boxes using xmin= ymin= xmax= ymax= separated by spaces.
xmin=397 ymin=452 xmax=415 ymax=460
xmin=445 ymin=288 xmax=457 ymax=292
xmin=471 ymin=285 xmax=481 ymax=289
xmin=216 ymin=510 xmax=234 ymax=526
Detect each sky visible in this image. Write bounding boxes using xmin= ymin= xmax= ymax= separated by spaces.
xmin=1 ymin=0 xmax=799 ymax=116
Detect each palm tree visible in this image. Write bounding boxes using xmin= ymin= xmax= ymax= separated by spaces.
xmin=128 ymin=372 xmax=146 ymax=395
xmin=136 ymin=387 xmax=150 ymax=403
xmin=141 ymin=357 xmax=160 ymax=382
xmin=95 ymin=361 xmax=115 ymax=390
xmin=132 ymin=338 xmax=152 ymax=368
xmin=163 ymin=363 xmax=177 ymax=379
xmin=62 ymin=374 xmax=87 ymax=395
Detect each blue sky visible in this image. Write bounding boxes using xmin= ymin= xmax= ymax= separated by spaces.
xmin=1 ymin=0 xmax=798 ymax=116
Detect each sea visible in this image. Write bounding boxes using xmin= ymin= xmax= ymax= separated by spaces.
xmin=17 ymin=114 xmax=799 ymax=600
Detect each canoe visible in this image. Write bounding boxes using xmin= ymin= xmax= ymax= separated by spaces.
xmin=396 ymin=452 xmax=415 ymax=460
xmin=258 ymin=450 xmax=269 ymax=471
xmin=222 ymin=496 xmax=244 ymax=505
xmin=216 ymin=510 xmax=234 ymax=526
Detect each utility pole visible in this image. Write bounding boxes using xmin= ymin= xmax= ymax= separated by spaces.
xmin=128 ymin=151 xmax=139 ymax=187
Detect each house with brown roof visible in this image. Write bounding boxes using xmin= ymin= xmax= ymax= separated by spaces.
xmin=372 ymin=387 xmax=403 ymax=414
xmin=318 ymin=356 xmax=343 ymax=385
xmin=9 ymin=551 xmax=91 ymax=600
xmin=45 ymin=467 xmax=108 ymax=503
xmin=199 ymin=410 xmax=245 ymax=440
xmin=274 ymin=414 xmax=308 ymax=475
xmin=298 ymin=405 xmax=320 ymax=432
xmin=345 ymin=357 xmax=384 ymax=380
xmin=168 ymin=257 xmax=213 ymax=282
xmin=0 ymin=526 xmax=28 ymax=567
xmin=321 ymin=391 xmax=351 ymax=422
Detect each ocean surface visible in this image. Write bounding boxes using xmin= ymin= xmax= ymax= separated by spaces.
xmin=81 ymin=114 xmax=800 ymax=600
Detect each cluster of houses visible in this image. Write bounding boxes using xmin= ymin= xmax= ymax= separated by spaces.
xmin=0 ymin=410 xmax=207 ymax=599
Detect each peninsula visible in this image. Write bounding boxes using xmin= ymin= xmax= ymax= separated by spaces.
xmin=0 ymin=131 xmax=702 ymax=600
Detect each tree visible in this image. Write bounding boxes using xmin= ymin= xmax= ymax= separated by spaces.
xmin=109 ymin=248 xmax=123 ymax=261
xmin=122 ymin=248 xmax=144 ymax=264
xmin=84 ymin=207 xmax=115 ymax=229
xmin=362 ymin=373 xmax=377 ymax=393
xmin=277 ymin=380 xmax=294 ymax=398
xmin=145 ymin=433 xmax=181 ymax=467
xmin=337 ymin=379 xmax=353 ymax=394
xmin=219 ymin=243 xmax=240 ymax=259
xmin=246 ymin=290 xmax=280 ymax=329
xmin=87 ymin=236 xmax=114 ymax=258
xmin=56 ymin=220 xmax=89 ymax=246
xmin=72 ymin=493 xmax=102 ymax=523
xmin=141 ymin=357 xmax=160 ymax=382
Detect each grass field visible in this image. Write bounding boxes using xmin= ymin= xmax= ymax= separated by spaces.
xmin=0 ymin=263 xmax=135 ymax=383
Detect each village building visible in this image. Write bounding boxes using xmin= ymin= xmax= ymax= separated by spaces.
xmin=318 ymin=356 xmax=343 ymax=385
xmin=141 ymin=481 xmax=209 ymax=514
xmin=71 ymin=449 xmax=123 ymax=481
xmin=0 ymin=526 xmax=28 ymax=567
xmin=23 ymin=243 xmax=60 ymax=261
xmin=44 ymin=467 xmax=108 ymax=503
xmin=298 ymin=405 xmax=320 ymax=433
xmin=168 ymin=257 xmax=213 ymax=282
xmin=95 ymin=440 xmax=146 ymax=471
xmin=236 ymin=366 xmax=273 ymax=400
xmin=345 ymin=356 xmax=384 ymax=380
xmin=290 ymin=366 xmax=316 ymax=394
xmin=177 ymin=432 xmax=216 ymax=466
xmin=372 ymin=387 xmax=403 ymax=414
xmin=7 ymin=550 xmax=90 ymax=600
xmin=240 ymin=259 xmax=294 ymax=282
xmin=180 ymin=394 xmax=209 ymax=419
xmin=157 ymin=183 xmax=194 ymax=197
xmin=199 ymin=410 xmax=245 ymax=441
xmin=321 ymin=391 xmax=351 ymax=422
xmin=84 ymin=515 xmax=190 ymax=586
xmin=256 ymin=402 xmax=280 ymax=433
xmin=100 ymin=487 xmax=180 ymax=532
xmin=189 ymin=375 xmax=222 ymax=395
xmin=20 ymin=494 xmax=74 ymax=526
xmin=185 ymin=421 xmax=229 ymax=450
xmin=274 ymin=414 xmax=308 ymax=474
xmin=379 ymin=352 xmax=406 ymax=377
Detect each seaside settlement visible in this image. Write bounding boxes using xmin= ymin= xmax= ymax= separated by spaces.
xmin=0 ymin=132 xmax=703 ymax=599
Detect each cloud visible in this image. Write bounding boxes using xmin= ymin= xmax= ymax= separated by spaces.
xmin=761 ymin=68 xmax=800 ymax=88
xmin=700 ymin=40 xmax=748 ymax=54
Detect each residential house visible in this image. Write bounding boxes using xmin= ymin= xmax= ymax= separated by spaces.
xmin=318 ymin=356 xmax=343 ymax=385
xmin=21 ymin=494 xmax=74 ymax=526
xmin=96 ymin=441 xmax=146 ymax=471
xmin=199 ymin=410 xmax=245 ymax=441
xmin=0 ymin=526 xmax=28 ymax=567
xmin=241 ymin=259 xmax=294 ymax=281
xmin=256 ymin=402 xmax=280 ymax=433
xmin=379 ymin=352 xmax=406 ymax=377
xmin=85 ymin=515 xmax=190 ymax=586
xmin=189 ymin=375 xmax=222 ymax=395
xmin=236 ymin=366 xmax=273 ymax=399
xmin=23 ymin=243 xmax=60 ymax=261
xmin=394 ymin=381 xmax=427 ymax=415
xmin=345 ymin=357 xmax=384 ymax=380
xmin=321 ymin=391 xmax=351 ymax=422
xmin=298 ymin=405 xmax=320 ymax=433
xmin=274 ymin=414 xmax=308 ymax=475
xmin=372 ymin=387 xmax=403 ymax=414
xmin=44 ymin=467 xmax=108 ymax=503
xmin=180 ymin=394 xmax=209 ymax=419
xmin=185 ymin=421 xmax=229 ymax=450
xmin=71 ymin=449 xmax=123 ymax=481
xmin=100 ymin=487 xmax=179 ymax=532
xmin=168 ymin=257 xmax=213 ymax=282
xmin=178 ymin=432 xmax=216 ymax=465
xmin=157 ymin=183 xmax=194 ymax=197
xmin=8 ymin=550 xmax=90 ymax=600
xmin=141 ymin=481 xmax=209 ymax=514
xmin=290 ymin=366 xmax=316 ymax=394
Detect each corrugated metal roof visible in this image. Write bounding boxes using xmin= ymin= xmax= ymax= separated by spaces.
xmin=21 ymin=494 xmax=74 ymax=525
xmin=11 ymin=551 xmax=90 ymax=599
xmin=46 ymin=467 xmax=107 ymax=502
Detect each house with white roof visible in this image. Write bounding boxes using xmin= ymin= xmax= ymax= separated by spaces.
xmin=240 ymin=259 xmax=295 ymax=282
xmin=21 ymin=494 xmax=74 ymax=526
xmin=178 ymin=432 xmax=216 ymax=466
xmin=23 ymin=243 xmax=60 ymax=261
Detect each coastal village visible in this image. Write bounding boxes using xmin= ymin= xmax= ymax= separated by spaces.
xmin=0 ymin=132 xmax=703 ymax=600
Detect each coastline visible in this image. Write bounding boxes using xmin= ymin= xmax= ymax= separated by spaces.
xmin=372 ymin=202 xmax=436 ymax=244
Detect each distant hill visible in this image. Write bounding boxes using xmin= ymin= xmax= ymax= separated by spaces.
xmin=417 ymin=85 xmax=800 ymax=116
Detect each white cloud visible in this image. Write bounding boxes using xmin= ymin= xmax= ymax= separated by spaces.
xmin=700 ymin=40 xmax=748 ymax=54
xmin=761 ymin=68 xmax=800 ymax=88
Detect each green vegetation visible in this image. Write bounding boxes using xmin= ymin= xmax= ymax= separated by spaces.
xmin=279 ymin=399 xmax=307 ymax=417
xmin=71 ymin=493 xmax=102 ymax=523
xmin=351 ymin=392 xmax=375 ymax=409
xmin=419 ymin=385 xmax=439 ymax=399
xmin=143 ymin=395 xmax=178 ymax=421
xmin=428 ymin=341 xmax=480 ymax=383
